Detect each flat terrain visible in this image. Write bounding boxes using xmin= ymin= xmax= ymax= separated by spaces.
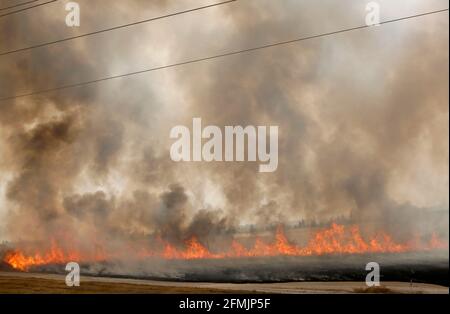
xmin=0 ymin=271 xmax=448 ymax=294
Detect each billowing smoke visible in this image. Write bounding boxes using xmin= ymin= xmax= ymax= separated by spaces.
xmin=0 ymin=0 xmax=448 ymax=266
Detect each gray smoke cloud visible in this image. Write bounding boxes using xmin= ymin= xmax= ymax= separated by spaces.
xmin=0 ymin=0 xmax=448 ymax=258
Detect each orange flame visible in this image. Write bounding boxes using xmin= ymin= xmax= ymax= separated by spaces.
xmin=4 ymin=239 xmax=104 ymax=271
xmin=3 ymin=223 xmax=448 ymax=271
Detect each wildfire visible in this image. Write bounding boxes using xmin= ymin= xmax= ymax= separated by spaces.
xmin=3 ymin=240 xmax=105 ymax=271
xmin=3 ymin=223 xmax=448 ymax=271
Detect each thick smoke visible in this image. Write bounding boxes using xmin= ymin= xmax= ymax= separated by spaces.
xmin=0 ymin=0 xmax=448 ymax=260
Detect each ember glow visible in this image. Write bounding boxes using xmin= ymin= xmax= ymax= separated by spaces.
xmin=4 ymin=224 xmax=447 ymax=271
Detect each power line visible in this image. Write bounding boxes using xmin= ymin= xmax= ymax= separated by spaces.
xmin=0 ymin=0 xmax=57 ymax=18
xmin=0 ymin=8 xmax=448 ymax=102
xmin=0 ymin=0 xmax=39 ymax=11
xmin=0 ymin=0 xmax=238 ymax=56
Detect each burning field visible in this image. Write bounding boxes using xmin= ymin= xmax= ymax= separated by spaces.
xmin=2 ymin=223 xmax=448 ymax=272
xmin=1 ymin=223 xmax=448 ymax=287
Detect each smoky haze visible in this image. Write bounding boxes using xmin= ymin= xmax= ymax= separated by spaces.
xmin=0 ymin=0 xmax=448 ymax=265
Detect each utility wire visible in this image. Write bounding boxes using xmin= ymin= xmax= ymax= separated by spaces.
xmin=0 ymin=0 xmax=57 ymax=18
xmin=0 ymin=0 xmax=39 ymax=11
xmin=0 ymin=8 xmax=448 ymax=102
xmin=0 ymin=0 xmax=237 ymax=56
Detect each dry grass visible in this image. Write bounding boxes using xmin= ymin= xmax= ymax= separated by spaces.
xmin=353 ymin=286 xmax=394 ymax=294
xmin=0 ymin=275 xmax=248 ymax=294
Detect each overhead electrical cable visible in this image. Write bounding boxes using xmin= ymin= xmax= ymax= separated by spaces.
xmin=0 ymin=0 xmax=39 ymax=11
xmin=0 ymin=8 xmax=447 ymax=102
xmin=0 ymin=0 xmax=58 ymax=18
xmin=0 ymin=0 xmax=237 ymax=56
